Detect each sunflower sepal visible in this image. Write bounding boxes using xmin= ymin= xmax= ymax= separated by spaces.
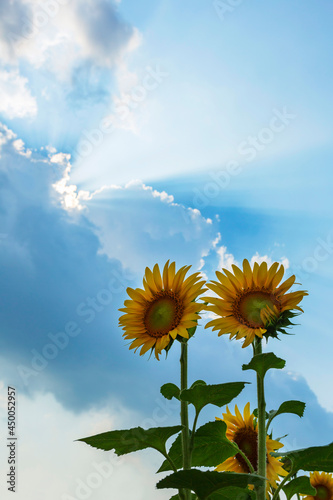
xmin=263 ymin=310 xmax=300 ymax=340
xmin=187 ymin=325 xmax=197 ymax=339
xmin=164 ymin=338 xmax=175 ymax=356
xmin=271 ymin=433 xmax=289 ymax=443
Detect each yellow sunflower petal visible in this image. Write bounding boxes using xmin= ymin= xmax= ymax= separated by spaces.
xmin=275 ymin=274 xmax=296 ymax=295
xmin=223 ymin=268 xmax=244 ymax=291
xmin=162 ymin=260 xmax=170 ymax=289
xmin=205 ymin=258 xmax=306 ymax=347
xmin=169 ymin=328 xmax=178 ymax=339
xmin=252 ymin=261 xmax=260 ymax=285
xmin=119 ymin=261 xmax=206 ymax=359
xmin=242 ymin=331 xmax=256 ymax=348
xmin=142 ymin=278 xmax=154 ymax=297
xmin=257 ymin=261 xmax=268 ymax=287
xmin=265 ymin=262 xmax=280 ymax=287
xmin=153 ymin=263 xmax=163 ymax=290
xmin=173 ymin=265 xmax=191 ymax=293
xmin=216 ymin=403 xmax=288 ymax=492
xmin=214 ymin=271 xmax=236 ymax=293
xmin=139 ymin=338 xmax=156 ymax=355
xmin=307 ymin=471 xmax=333 ymax=500
xmin=243 ymin=402 xmax=251 ymax=422
xmin=145 ymin=267 xmax=159 ymax=293
xmin=167 ymin=261 xmax=176 ymax=287
xmin=231 ymin=264 xmax=247 ymax=288
xmin=126 ymin=287 xmax=148 ymax=304
xmin=270 ymin=264 xmax=285 ymax=289
xmin=243 ymin=259 xmax=254 ymax=287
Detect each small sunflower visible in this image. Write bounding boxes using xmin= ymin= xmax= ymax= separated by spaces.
xmin=119 ymin=261 xmax=206 ymax=359
xmin=302 ymin=471 xmax=333 ymax=500
xmin=204 ymin=259 xmax=308 ymax=347
xmin=215 ymin=403 xmax=287 ymax=498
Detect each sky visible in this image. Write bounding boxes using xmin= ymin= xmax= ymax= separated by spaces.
xmin=0 ymin=1 xmax=333 ymax=499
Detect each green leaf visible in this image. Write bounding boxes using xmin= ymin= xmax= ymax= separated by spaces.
xmin=180 ymin=382 xmax=248 ymax=414
xmin=242 ymin=353 xmax=285 ymax=379
xmin=275 ymin=442 xmax=333 ymax=474
xmin=169 ymin=495 xmax=197 ymax=500
xmin=157 ymin=470 xmax=264 ymax=499
xmin=158 ymin=421 xmax=237 ymax=473
xmin=208 ymin=488 xmax=256 ymax=500
xmin=158 ymin=433 xmax=182 ymax=472
xmin=190 ymin=379 xmax=207 ymax=389
xmin=268 ymin=400 xmax=306 ymax=425
xmin=161 ymin=383 xmax=181 ymax=401
xmin=253 ymin=408 xmax=269 ymax=420
xmin=282 ymin=476 xmax=316 ymax=500
xmin=77 ymin=425 xmax=182 ymax=456
xmin=191 ymin=421 xmax=237 ymax=467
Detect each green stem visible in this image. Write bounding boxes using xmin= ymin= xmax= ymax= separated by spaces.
xmin=180 ymin=340 xmax=191 ymax=500
xmin=189 ymin=410 xmax=200 ymax=457
xmin=233 ymin=444 xmax=255 ymax=474
xmin=271 ymin=471 xmax=294 ymax=500
xmin=159 ymin=448 xmax=177 ymax=473
xmin=254 ymin=337 xmax=267 ymax=500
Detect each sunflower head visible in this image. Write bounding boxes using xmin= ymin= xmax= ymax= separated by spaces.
xmin=119 ymin=261 xmax=206 ymax=359
xmin=204 ymin=259 xmax=308 ymax=348
xmin=215 ymin=403 xmax=287 ymax=498
xmin=302 ymin=471 xmax=333 ymax=500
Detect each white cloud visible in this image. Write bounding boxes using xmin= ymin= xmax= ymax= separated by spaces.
xmin=212 ymin=246 xmax=290 ymax=274
xmin=0 ymin=0 xmax=141 ymax=131
xmin=0 ymin=0 xmax=140 ymax=74
xmin=0 ymin=70 xmax=37 ymax=119
xmin=250 ymin=252 xmax=289 ymax=270
xmin=51 ymin=162 xmax=219 ymax=272
xmin=0 ymin=385 xmax=171 ymax=500
xmin=0 ymin=123 xmax=16 ymax=150
xmin=212 ymin=232 xmax=221 ymax=249
xmin=216 ymin=245 xmax=236 ymax=271
xmin=82 ymin=182 xmax=217 ymax=272
xmin=0 ymin=122 xmax=218 ymax=411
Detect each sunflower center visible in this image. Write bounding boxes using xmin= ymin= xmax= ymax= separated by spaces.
xmin=234 ymin=289 xmax=281 ymax=328
xmin=233 ymin=426 xmax=258 ymax=472
xmin=144 ymin=291 xmax=184 ymax=338
xmin=315 ymin=485 xmax=331 ymax=500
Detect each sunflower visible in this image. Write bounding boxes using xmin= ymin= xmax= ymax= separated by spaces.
xmin=302 ymin=471 xmax=333 ymax=500
xmin=215 ymin=403 xmax=287 ymax=498
xmin=204 ymin=259 xmax=308 ymax=347
xmin=119 ymin=261 xmax=206 ymax=359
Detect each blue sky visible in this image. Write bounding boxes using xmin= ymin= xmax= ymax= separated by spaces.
xmin=0 ymin=1 xmax=332 ymax=499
